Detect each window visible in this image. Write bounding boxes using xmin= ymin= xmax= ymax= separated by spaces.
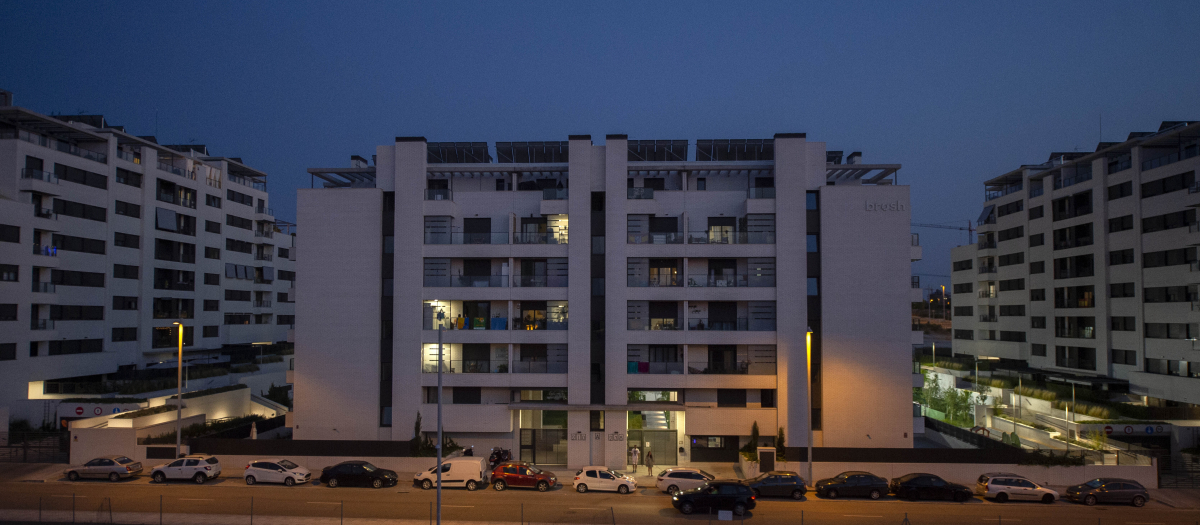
xmin=1032 ymin=343 xmax=1047 ymax=357
xmin=50 ymin=305 xmax=104 ymax=321
xmin=0 ymin=224 xmax=20 ymax=244
xmin=1144 ymin=286 xmax=1192 ymax=303
xmin=113 ymin=264 xmax=138 ymax=280
xmin=998 ymin=226 xmax=1024 ymax=242
xmin=452 ymin=387 xmax=481 ymax=404
xmin=1143 ymin=209 xmax=1196 ymax=234
xmin=717 ymin=389 xmax=747 ymax=407
xmin=952 ymin=283 xmax=973 ymax=294
xmin=1109 ymin=249 xmax=1135 ymax=266
xmin=225 ymin=289 xmax=251 ymax=302
xmin=1030 ymin=289 xmax=1045 ymax=301
xmin=151 ymin=326 xmax=192 ymax=348
xmin=202 ymin=325 xmax=219 ymax=338
xmin=114 ymin=201 xmax=140 ymax=218
xmin=53 ymin=198 xmax=107 ymax=222
xmin=0 ymin=304 xmax=16 ymax=321
xmin=1053 ymin=254 xmax=1094 ymax=279
xmin=227 ymin=189 xmax=253 ymax=206
xmin=113 ymin=232 xmax=140 ymax=249
xmin=1110 ymin=316 xmax=1137 ymax=331
xmin=51 ymin=269 xmax=104 ymax=288
xmin=277 ymin=314 xmax=295 ymax=325
xmin=152 ymin=298 xmax=194 ymax=319
xmin=806 ymin=192 xmax=818 ymax=210
xmin=1031 ymin=316 xmax=1046 ymax=329
xmin=278 ymin=270 xmax=296 ymax=281
xmin=0 ymin=343 xmax=14 ymax=361
xmin=113 ymin=296 xmax=139 ymax=310
xmin=1030 ymin=261 xmax=1045 ymax=274
xmin=226 ymin=214 xmax=252 ymax=230
xmin=224 ymin=313 xmax=251 ymax=325
xmin=111 ymin=327 xmax=137 ymax=342
xmin=1054 ymin=285 xmax=1095 ymax=308
xmin=1051 ymin=190 xmax=1092 ymax=221
xmin=996 ymin=200 xmax=1024 ymax=217
xmin=998 ymin=252 xmax=1024 ymax=266
xmin=1109 ymin=215 xmax=1133 ymax=233
xmin=154 ymin=239 xmax=195 ymax=263
xmin=998 ymin=278 xmax=1024 ymax=291
xmin=1055 ymin=346 xmax=1096 ymax=370
xmin=155 ymin=207 xmax=196 ymax=235
xmin=999 ymin=305 xmax=1025 ymax=316
xmin=1110 ymin=282 xmax=1135 ymax=298
xmin=1029 ymin=233 xmax=1044 ymax=247
xmin=807 ymin=277 xmax=819 ymax=296
xmin=999 ymin=331 xmax=1026 ymax=342
xmin=1141 ymin=171 xmax=1195 ymax=199
xmin=156 ymin=179 xmax=196 ymax=209
xmin=953 ymin=306 xmax=973 ymax=317
xmin=1145 ymin=323 xmax=1199 ymax=339
xmin=1112 ymin=349 xmax=1137 ymax=366
xmin=205 ymin=194 xmax=222 ymax=208
xmin=1055 ymin=316 xmax=1096 ymax=338
xmin=205 ymin=220 xmax=221 ymax=234
xmin=953 ymin=329 xmax=974 ymax=340
xmin=203 ymin=299 xmax=219 ymax=311
xmin=53 ymin=234 xmax=105 ymax=254
xmin=54 ymin=164 xmax=107 ymax=190
xmin=226 ymin=238 xmax=252 ymax=254
xmin=807 ymin=234 xmax=818 ymax=253
xmin=205 ymin=247 xmax=220 ymax=259
xmin=1144 ymin=248 xmax=1196 ymax=268
xmin=1108 ymin=181 xmax=1133 ymax=200
xmin=1028 ymin=206 xmax=1044 ymax=220
xmin=153 ymin=268 xmax=194 ymax=291
xmin=952 ymin=260 xmax=973 ymax=271
xmin=696 ymin=178 xmax=706 ymax=190
xmin=115 ymin=168 xmax=141 ymax=188
xmin=1053 ymin=223 xmax=1093 ymax=250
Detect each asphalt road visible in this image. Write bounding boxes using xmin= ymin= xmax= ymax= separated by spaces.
xmin=1 ymin=474 xmax=1198 ymax=525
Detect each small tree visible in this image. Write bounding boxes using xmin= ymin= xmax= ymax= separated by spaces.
xmin=749 ymin=421 xmax=761 ymax=448
xmin=775 ymin=427 xmax=786 ymax=461
xmin=413 ymin=411 xmax=422 ymax=439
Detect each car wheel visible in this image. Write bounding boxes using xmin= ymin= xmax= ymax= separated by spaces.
xmin=67 ymin=471 xmax=79 ymax=482
xmin=284 ymin=477 xmax=295 ymax=487
xmin=466 ymin=480 xmax=479 ymax=491
xmin=733 ymin=504 xmax=747 ymax=516
xmin=152 ymin=472 xmax=166 ymax=483
xmin=667 ymin=485 xmax=679 ymax=495
xmin=826 ymin=488 xmax=838 ymax=499
xmin=193 ymin=473 xmax=207 ymax=485
xmin=954 ymin=492 xmax=967 ymax=502
xmin=576 ymin=483 xmax=588 ymax=493
xmin=996 ymin=493 xmax=1009 ymax=503
xmin=793 ymin=489 xmax=805 ymax=500
xmin=618 ymin=484 xmax=630 ymax=494
xmin=537 ymin=481 xmax=548 ymax=492
xmin=246 ymin=476 xmax=257 ymax=486
xmin=1041 ymin=494 xmax=1054 ymax=504
xmin=494 ymin=480 xmax=507 ymax=491
xmin=372 ymin=478 xmax=383 ymax=489
xmin=109 ymin=472 xmax=121 ymax=482
xmin=1132 ymin=495 xmax=1146 ymax=507
xmin=329 ymin=478 xmax=340 ymax=488
xmin=420 ymin=479 xmax=431 ymax=490
xmin=1084 ymin=495 xmax=1097 ymax=506
xmin=680 ymin=502 xmax=694 ymax=515
xmin=869 ymin=489 xmax=882 ymax=500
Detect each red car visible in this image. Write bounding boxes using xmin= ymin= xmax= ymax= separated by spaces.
xmin=490 ymin=461 xmax=557 ymax=492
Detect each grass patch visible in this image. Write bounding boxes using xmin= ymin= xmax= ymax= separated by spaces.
xmin=113 ymin=404 xmax=179 ymax=419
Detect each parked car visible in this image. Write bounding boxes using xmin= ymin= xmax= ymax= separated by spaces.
xmin=656 ymin=467 xmax=714 ymax=495
xmin=151 ymin=454 xmax=222 ymax=484
xmin=744 ymin=471 xmax=807 ymax=500
xmin=244 ymin=459 xmax=311 ymax=486
xmin=672 ymin=480 xmax=757 ymax=516
xmin=975 ymin=472 xmax=1057 ymax=503
xmin=1065 ymin=478 xmax=1148 ymax=507
xmin=490 ymin=461 xmax=557 ymax=491
xmin=64 ymin=456 xmax=142 ymax=482
xmin=815 ymin=471 xmax=888 ymax=499
xmin=320 ymin=461 xmax=397 ymax=489
xmin=573 ymin=466 xmax=636 ymax=494
xmin=889 ymin=473 xmax=972 ymax=501
xmin=414 ymin=457 xmax=488 ymax=490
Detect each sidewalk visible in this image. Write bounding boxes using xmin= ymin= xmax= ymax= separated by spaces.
xmin=0 ymin=462 xmax=65 ymax=483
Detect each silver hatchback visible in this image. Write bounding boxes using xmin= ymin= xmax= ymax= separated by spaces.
xmin=65 ymin=455 xmax=142 ymax=482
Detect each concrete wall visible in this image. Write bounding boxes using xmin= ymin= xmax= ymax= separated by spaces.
xmin=738 ymin=457 xmax=1158 ymax=488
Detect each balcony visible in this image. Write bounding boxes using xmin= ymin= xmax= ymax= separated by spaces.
xmin=255 ymin=206 xmax=275 ymax=218
xmin=425 ymin=275 xmax=510 ymax=288
xmin=511 ymin=361 xmax=568 ymax=374
xmin=978 ymin=290 xmax=997 ymax=299
xmin=32 ymin=244 xmax=58 ymax=257
xmin=747 ymin=188 xmax=776 ymax=199
xmin=686 ymin=274 xmax=774 ymax=287
xmin=512 ymin=316 xmax=567 ymax=331
xmin=687 ymin=318 xmax=775 ymax=331
xmin=229 ymin=173 xmax=266 ymax=191
xmin=978 ymin=314 xmax=997 ymax=323
xmin=1142 ymin=143 xmax=1199 ymax=171
xmin=31 ymin=319 xmax=55 ymax=330
xmin=978 ymin=266 xmax=997 ymax=274
xmin=628 ymin=275 xmax=682 ymax=287
xmin=687 ymin=361 xmax=776 ymax=375
xmin=425 ymin=189 xmax=452 ymax=201
xmin=627 ymin=232 xmax=684 ymax=244
xmin=627 ymin=361 xmax=684 ymax=374
xmin=514 ymin=275 xmax=567 ymax=287
xmin=31 ymin=282 xmax=55 ymax=293
xmin=628 ymin=187 xmax=655 ymax=199
xmin=977 ymin=239 xmax=997 ymax=250
xmin=425 ymin=232 xmax=510 ymax=245
xmin=255 ymin=230 xmax=274 ymax=239
xmin=422 ymin=360 xmax=506 ymax=374
xmin=33 ymin=207 xmax=57 ymax=221
xmin=513 ymin=230 xmax=567 ymax=245
xmin=157 ymin=162 xmax=190 ymax=179
xmin=687 ymin=231 xmax=775 ymax=245
xmin=426 ymin=316 xmax=507 ymax=331
xmin=255 ymin=253 xmax=274 ymax=261
xmin=542 ymin=188 xmax=568 ymax=200
xmin=20 ymin=168 xmax=58 ymax=184
xmin=116 ymin=150 xmax=141 ymax=164
xmin=628 ymin=318 xmax=682 ymax=331
xmin=253 ymin=300 xmax=272 ymax=308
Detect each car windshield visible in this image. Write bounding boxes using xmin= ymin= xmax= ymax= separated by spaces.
xmin=361 ymin=463 xmax=377 ymax=472
xmin=530 ymin=467 xmax=543 ymax=474
xmin=1084 ymin=479 xmax=1103 ymax=488
xmin=278 ymin=460 xmax=299 ymax=469
xmin=204 ymin=457 xmax=219 ymax=465
xmin=699 ymin=470 xmax=715 ymax=479
xmin=835 ymin=473 xmax=851 ymax=480
xmin=610 ymin=470 xmax=624 ymax=477
xmin=749 ymin=473 xmax=769 ymax=482
xmin=115 ymin=457 xmax=134 ymax=464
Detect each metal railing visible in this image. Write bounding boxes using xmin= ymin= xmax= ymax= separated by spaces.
xmin=157 ymin=162 xmax=185 ymax=177
xmin=116 ymin=150 xmax=141 ymax=164
xmin=627 ymin=361 xmax=684 ymax=374
xmin=255 ymin=253 xmax=274 ymax=261
xmin=34 ymin=208 xmax=56 ymax=220
xmin=7 ymin=129 xmax=105 ymax=163
xmin=424 ymin=275 xmax=509 ymax=288
xmin=978 ymin=266 xmax=997 ymax=274
xmin=748 ymin=187 xmax=776 ymax=199
xmin=977 ymin=239 xmax=997 ymax=249
xmin=686 ymin=275 xmax=770 ymax=287
xmin=512 ymin=318 xmax=567 ymax=330
xmin=978 ymin=314 xmax=997 ymax=322
xmin=424 ymin=189 xmax=452 ymax=201
xmin=511 ymin=361 xmax=568 ymax=374
xmin=985 ymin=183 xmax=1023 ymax=201
xmin=628 ymin=187 xmax=655 ymax=199
xmin=627 ymin=232 xmax=684 ymax=244
xmin=686 ymin=231 xmax=775 ymax=245
xmin=425 ymin=317 xmax=503 ymax=331
xmin=627 ymin=318 xmax=681 ymax=331
xmin=255 ymin=206 xmax=274 ymax=216
xmin=1142 ymin=145 xmax=1199 ymax=171
xmin=206 ymin=177 xmax=222 ymax=189
xmin=56 ymin=140 xmax=107 ymax=163
xmin=424 ymin=232 xmax=510 ymax=245
xmin=255 ymin=230 xmax=274 ymax=238
xmin=515 ymin=275 xmax=567 ymax=287
xmin=31 ymin=319 xmax=54 ymax=330
xmin=542 ymin=188 xmax=568 ymax=200
xmin=228 ymin=173 xmax=266 ymax=191
xmin=421 ymin=360 xmax=504 ymax=374
xmin=627 ymin=275 xmax=682 ymax=287
xmin=978 ymin=290 xmax=997 ymax=298
xmin=1053 ymin=171 xmax=1092 ymax=190
xmin=1030 ymin=186 xmax=1044 ymax=198
xmin=512 ymin=231 xmax=567 ymax=245
xmin=20 ymin=168 xmax=58 ymax=184
xmin=685 ymin=361 xmax=775 ymax=375
xmin=253 ymin=300 xmax=272 ymax=308
xmin=32 ymin=244 xmax=57 ymax=257
xmin=687 ymin=318 xmax=777 ymax=331
xmin=31 ymin=282 xmax=55 ymax=293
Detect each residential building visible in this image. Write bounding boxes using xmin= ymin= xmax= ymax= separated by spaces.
xmin=0 ymin=91 xmax=296 ymax=425
xmin=951 ymin=121 xmax=1200 ymax=409
xmin=296 ymin=135 xmax=918 ymax=467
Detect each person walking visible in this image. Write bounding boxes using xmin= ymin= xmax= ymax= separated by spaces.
xmin=629 ymin=446 xmax=641 ymax=474
xmin=645 ymin=450 xmax=655 ymax=476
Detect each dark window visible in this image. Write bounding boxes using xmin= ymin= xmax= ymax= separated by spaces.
xmin=999 ymin=331 xmax=1026 ymax=342
xmin=155 ymin=179 xmax=196 ymax=208
xmin=151 ymin=326 xmax=192 ymax=348
xmin=998 ymin=226 xmax=1024 ymax=242
xmin=952 ymin=260 xmax=973 ymax=272
xmin=1030 ymin=261 xmax=1045 ymax=274
xmin=1145 ymin=323 xmax=1199 ymax=340
xmin=278 ymin=270 xmax=296 ymax=281
xmin=1055 ymin=346 xmax=1096 ymax=370
xmin=1112 ymin=349 xmax=1137 ymax=366
xmin=760 ymin=389 xmax=775 ymax=408
xmin=999 ymin=305 xmax=1025 ymax=316
xmin=1054 ymin=285 xmax=1095 ymax=308
xmin=1109 ymin=249 xmax=1135 ymax=266
xmin=0 ymin=343 xmax=15 ymax=361
xmin=50 ymin=269 xmax=105 ymax=288
xmin=154 ymin=239 xmax=196 ymax=263
xmin=1053 ymin=254 xmax=1094 ymax=279
xmin=998 ymin=252 xmax=1024 ymax=266
xmin=998 ymin=278 xmax=1024 ymax=291
xmin=953 ymin=329 xmax=973 ymax=340
xmin=1144 ymin=286 xmax=1192 ymax=303
xmin=226 ymin=214 xmax=252 ymax=230
xmin=717 ymin=389 xmax=747 ymax=407
xmin=952 ymin=283 xmax=973 ymax=294
xmin=112 ymin=296 xmax=138 ymax=310
xmin=203 ymin=299 xmax=219 ymax=311
xmin=1141 ymin=171 xmax=1195 ymax=199
xmin=1030 ymin=289 xmax=1046 ymax=301
xmin=115 ymin=168 xmax=142 ymax=188
xmin=1029 ymin=233 xmax=1044 ymax=247
xmin=204 ymin=273 xmax=219 ymax=285
xmin=452 ymin=387 xmax=482 ymax=404
xmin=1108 ymin=215 xmax=1133 ymax=233
xmin=225 ymin=289 xmax=251 ymax=301
xmin=202 ymin=325 xmax=219 ymax=338
xmin=226 ymin=238 xmax=252 ymax=254
xmin=1051 ymin=190 xmax=1092 ymax=221
xmin=1143 ymin=248 xmax=1196 ymax=269
xmin=277 ymin=314 xmax=295 ymax=325
xmin=953 ymin=306 xmax=974 ymax=317
xmin=0 ymin=304 xmax=16 ymax=321
xmin=1142 ymin=209 xmax=1195 ymax=234
xmin=226 ymin=189 xmax=253 ymax=206
xmin=52 ymin=234 xmax=105 ymax=254
xmin=1110 ymin=282 xmax=1135 ymax=298
xmin=114 ymin=201 xmax=140 ymax=218
xmin=1055 ymin=316 xmax=1096 ymax=338
xmin=205 ymin=247 xmax=220 ymax=259
xmin=53 ymin=198 xmax=107 ymax=222
xmin=1110 ymin=316 xmax=1137 ymax=331
xmin=54 ymin=164 xmax=107 ymax=190
xmin=1107 ymin=181 xmax=1133 ymax=200
xmin=49 ymin=305 xmax=105 ymax=321
xmin=996 ymin=200 xmax=1024 ymax=217
xmin=1031 ymin=344 xmax=1047 ymax=357
xmin=1052 ymin=222 xmax=1093 ymax=250
xmin=205 ymin=194 xmax=222 ymax=208
xmin=155 ymin=207 xmax=196 ymax=235
xmin=1028 ymin=206 xmax=1044 ymax=220
xmin=0 ymin=224 xmax=18 ymax=243
xmin=113 ymin=264 xmax=139 ymax=279
xmin=1030 ymin=316 xmax=1046 ymax=329
xmin=111 ymin=327 xmax=137 ymax=342
xmin=113 ymin=232 xmax=139 ymax=249
xmin=205 ymin=220 xmax=221 ymax=234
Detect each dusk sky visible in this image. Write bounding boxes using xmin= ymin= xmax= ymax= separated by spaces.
xmin=3 ymin=1 xmax=1198 ymax=289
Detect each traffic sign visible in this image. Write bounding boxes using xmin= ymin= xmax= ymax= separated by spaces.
xmin=93 ymin=407 xmax=102 ymax=415
xmin=74 ymin=406 xmax=83 ymax=415
xmin=1124 ymin=426 xmax=1134 ymax=434
xmin=1104 ymin=425 xmax=1113 ymax=435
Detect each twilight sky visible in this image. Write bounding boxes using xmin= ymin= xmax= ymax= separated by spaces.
xmin=2 ymin=1 xmax=1198 ymax=290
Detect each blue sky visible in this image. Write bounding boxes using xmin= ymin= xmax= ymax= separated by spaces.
xmin=2 ymin=1 xmax=1198 ymax=288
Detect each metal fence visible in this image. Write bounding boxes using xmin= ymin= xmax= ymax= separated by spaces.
xmin=0 ymin=432 xmax=69 ymax=463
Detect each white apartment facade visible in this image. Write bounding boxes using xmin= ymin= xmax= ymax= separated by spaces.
xmin=951 ymin=121 xmax=1200 ymax=408
xmin=0 ymin=91 xmax=296 ymax=425
xmin=296 ymin=134 xmax=918 ymax=467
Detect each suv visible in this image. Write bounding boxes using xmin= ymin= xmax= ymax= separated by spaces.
xmin=656 ymin=467 xmax=714 ymax=495
xmin=744 ymin=471 xmax=806 ymax=500
xmin=151 ymin=454 xmax=222 ymax=484
xmin=976 ymin=472 xmax=1057 ymax=503
xmin=672 ymin=480 xmax=757 ymax=516
xmin=1065 ymin=478 xmax=1148 ymax=507
xmin=490 ymin=461 xmax=557 ymax=491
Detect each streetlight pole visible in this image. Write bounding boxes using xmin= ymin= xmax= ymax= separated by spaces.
xmin=806 ymin=327 xmax=814 ymax=486
xmin=436 ymin=311 xmax=444 ymax=525
xmin=941 ymin=286 xmax=947 ymax=320
xmin=172 ymin=322 xmax=184 ymax=459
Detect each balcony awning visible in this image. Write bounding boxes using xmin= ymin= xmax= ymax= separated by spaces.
xmin=308 ymin=167 xmax=377 ymax=188
xmin=510 ymin=403 xmax=685 ymax=412
xmin=976 ymin=205 xmax=995 ymax=224
xmin=824 ymin=164 xmax=899 ymax=184
xmin=0 ymin=107 xmax=109 ymax=143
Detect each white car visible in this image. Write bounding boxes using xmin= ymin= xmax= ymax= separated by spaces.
xmin=656 ymin=467 xmax=714 ymax=494
xmin=151 ymin=454 xmax=222 ymax=484
xmin=573 ymin=466 xmax=636 ymax=494
xmin=976 ymin=472 xmax=1058 ymax=503
xmin=244 ymin=459 xmax=311 ymax=486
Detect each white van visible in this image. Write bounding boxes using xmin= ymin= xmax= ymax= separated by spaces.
xmin=414 ymin=457 xmax=488 ymax=490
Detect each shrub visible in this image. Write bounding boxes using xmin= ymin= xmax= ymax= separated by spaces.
xmin=1018 ymin=450 xmax=1086 ymax=466
xmin=170 ymin=384 xmax=247 ymax=400
xmin=1052 ymin=401 xmax=1113 ymax=420
xmin=231 ymin=364 xmax=260 ymax=374
xmin=58 ymin=397 xmax=147 ymax=404
xmin=114 ymin=404 xmax=179 ymax=419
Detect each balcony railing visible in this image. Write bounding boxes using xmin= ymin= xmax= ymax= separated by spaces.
xmin=542 ymin=188 xmax=568 ymax=200
xmin=425 ymin=317 xmax=506 ymax=330
xmin=424 ymin=232 xmax=510 ymax=245
xmin=21 ymin=168 xmax=59 ymax=184
xmin=687 ymin=275 xmax=770 ymax=287
xmin=422 ymin=360 xmax=506 ymax=374
xmin=978 ymin=266 xmax=997 ymax=274
xmin=627 ymin=361 xmax=684 ymax=374
xmin=687 ymin=318 xmax=774 ymax=331
xmin=255 ymin=230 xmax=274 ymax=239
xmin=31 ymin=319 xmax=55 ymax=330
xmin=6 ymin=130 xmax=107 ymax=163
xmin=424 ymin=275 xmax=510 ymax=288
xmin=513 ymin=317 xmax=567 ymax=330
xmin=157 ymin=162 xmax=186 ymax=177
xmin=515 ymin=275 xmax=567 ymax=287
xmin=425 ymin=189 xmax=452 ymax=201
xmin=513 ymin=231 xmax=567 ymax=245
xmin=1142 ymin=144 xmax=1199 ymax=171
xmin=229 ymin=173 xmax=266 ymax=191
xmin=31 ymin=282 xmax=55 ymax=293
xmin=985 ymin=183 xmax=1023 ymax=201
xmin=206 ymin=177 xmax=222 ymax=189
xmin=255 ymin=206 xmax=274 ymax=216
xmin=116 ymin=150 xmax=141 ymax=164
xmin=686 ymin=361 xmax=776 ymax=375
xmin=511 ymin=361 xmax=568 ymax=374
xmin=254 ymin=300 xmax=272 ymax=308
xmin=628 ymin=275 xmax=682 ymax=287
xmin=57 ymin=141 xmax=107 ymax=164
xmin=748 ymin=187 xmax=776 ymax=199
xmin=34 ymin=208 xmax=56 ymax=220
xmin=978 ymin=314 xmax=997 ymax=322
xmin=979 ymin=290 xmax=997 ymax=299
xmin=32 ymin=244 xmax=57 ymax=257
xmin=628 ymin=187 xmax=655 ymax=199
xmin=627 ymin=318 xmax=681 ymax=330
xmin=977 ymin=239 xmax=997 ymax=249
xmin=627 ymin=232 xmax=684 ymax=244
xmin=1030 ymin=186 xmax=1044 ymax=198
xmin=255 ymin=253 xmax=274 ymax=261
xmin=687 ymin=231 xmax=775 ymax=245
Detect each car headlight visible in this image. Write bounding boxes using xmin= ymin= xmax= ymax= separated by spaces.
xmin=672 ymin=496 xmax=678 ymax=500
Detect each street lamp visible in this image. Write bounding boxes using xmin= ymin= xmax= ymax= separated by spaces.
xmin=806 ymin=327 xmax=814 ymax=486
xmin=172 ymin=322 xmax=184 ymax=459
xmin=436 ymin=309 xmax=445 ymax=525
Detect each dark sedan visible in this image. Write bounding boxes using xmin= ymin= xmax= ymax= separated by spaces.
xmin=319 ymin=461 xmax=398 ymax=489
xmin=1065 ymin=478 xmax=1148 ymax=507
xmin=672 ymin=481 xmax=757 ymax=516
xmin=744 ymin=471 xmax=806 ymax=500
xmin=889 ymin=473 xmax=972 ymax=501
xmin=816 ymin=471 xmax=889 ymax=499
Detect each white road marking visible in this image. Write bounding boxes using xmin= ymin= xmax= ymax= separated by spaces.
xmin=1125 ymin=523 xmax=1166 ymax=525
xmin=570 ymin=507 xmax=606 ymax=510
xmin=843 ymin=515 xmax=882 ymax=518
xmin=307 ymin=502 xmax=341 ymax=505
xmin=179 ymin=498 xmax=212 ymax=501
xmin=980 ymin=520 xmax=1020 ymax=522
xmin=50 ymin=495 xmax=84 ymax=498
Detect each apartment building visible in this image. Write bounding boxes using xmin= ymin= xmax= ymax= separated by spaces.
xmin=296 ymin=135 xmax=918 ymax=468
xmin=0 ymin=91 xmax=296 ymax=424
xmin=951 ymin=121 xmax=1200 ymax=408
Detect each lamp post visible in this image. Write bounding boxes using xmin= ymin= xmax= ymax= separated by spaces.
xmin=436 ymin=310 xmax=444 ymax=525
xmin=806 ymin=327 xmax=814 ymax=485
xmin=172 ymin=322 xmax=184 ymax=459
xmin=941 ymin=286 xmax=947 ymax=320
